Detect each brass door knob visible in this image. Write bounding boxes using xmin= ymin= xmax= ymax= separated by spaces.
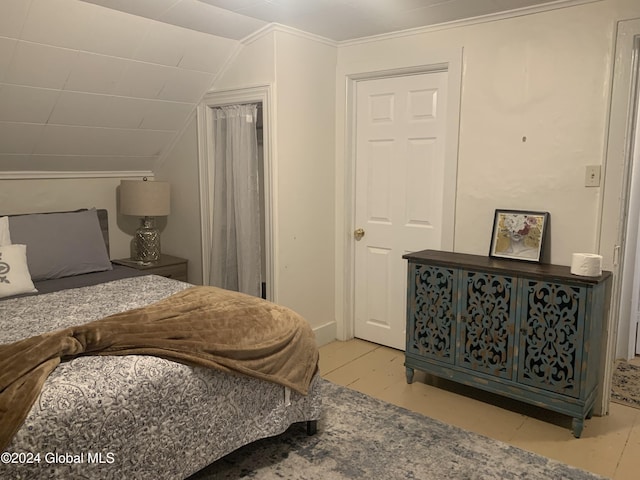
xmin=354 ymin=228 xmax=365 ymax=240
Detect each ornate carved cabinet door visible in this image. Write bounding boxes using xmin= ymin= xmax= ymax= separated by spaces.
xmin=517 ymin=280 xmax=586 ymax=397
xmin=457 ymin=270 xmax=517 ymax=379
xmin=406 ymin=264 xmax=457 ymax=364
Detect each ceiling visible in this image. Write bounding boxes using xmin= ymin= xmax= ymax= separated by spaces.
xmin=82 ymin=0 xmax=573 ymax=42
xmin=0 ymin=0 xmax=586 ymax=175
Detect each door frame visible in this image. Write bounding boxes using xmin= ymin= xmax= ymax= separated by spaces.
xmin=196 ymin=85 xmax=278 ymax=301
xmin=339 ymin=49 xmax=463 ymax=342
xmin=599 ymin=18 xmax=640 ymax=415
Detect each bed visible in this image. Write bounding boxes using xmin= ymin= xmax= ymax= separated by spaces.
xmin=0 ymin=208 xmax=322 ymax=479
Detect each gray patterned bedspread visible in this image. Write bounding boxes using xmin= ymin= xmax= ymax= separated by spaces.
xmin=0 ymin=276 xmax=322 ymax=479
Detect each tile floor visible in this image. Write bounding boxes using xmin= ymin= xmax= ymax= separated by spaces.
xmin=318 ymin=339 xmax=640 ymax=480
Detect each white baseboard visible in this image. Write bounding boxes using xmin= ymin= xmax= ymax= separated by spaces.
xmin=313 ymin=321 xmax=337 ymax=347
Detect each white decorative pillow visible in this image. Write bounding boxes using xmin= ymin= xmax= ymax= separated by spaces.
xmin=0 ymin=216 xmax=10 ymax=246
xmin=0 ymin=244 xmax=37 ymax=298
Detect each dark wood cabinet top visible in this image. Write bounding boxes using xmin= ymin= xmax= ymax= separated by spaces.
xmin=112 ymin=254 xmax=187 ymax=270
xmin=403 ymin=249 xmax=611 ymax=286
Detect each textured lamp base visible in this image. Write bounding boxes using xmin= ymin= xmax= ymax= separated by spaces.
xmin=133 ymin=216 xmax=160 ymax=264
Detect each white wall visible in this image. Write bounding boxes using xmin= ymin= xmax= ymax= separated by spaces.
xmin=214 ymin=31 xmax=276 ymax=89
xmin=333 ymin=0 xmax=640 ymax=347
xmin=336 ymin=2 xmax=621 ymax=270
xmin=173 ymin=28 xmax=338 ymax=341
xmin=155 ymin=116 xmax=203 ymax=284
xmin=272 ymin=30 xmax=337 ymax=343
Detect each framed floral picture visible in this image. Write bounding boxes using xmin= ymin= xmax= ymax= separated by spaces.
xmin=489 ymin=209 xmax=549 ymax=262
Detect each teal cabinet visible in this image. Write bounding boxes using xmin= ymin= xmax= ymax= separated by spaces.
xmin=404 ymin=250 xmax=611 ymax=438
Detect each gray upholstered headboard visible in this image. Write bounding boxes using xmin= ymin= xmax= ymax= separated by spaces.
xmin=96 ymin=209 xmax=109 ymax=256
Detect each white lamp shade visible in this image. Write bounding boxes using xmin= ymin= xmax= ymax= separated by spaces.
xmin=120 ymin=180 xmax=170 ymax=217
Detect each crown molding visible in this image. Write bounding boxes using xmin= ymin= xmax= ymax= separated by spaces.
xmin=339 ymin=0 xmax=603 ymax=47
xmin=241 ymin=22 xmax=338 ymax=47
xmin=0 ymin=171 xmax=154 ymax=180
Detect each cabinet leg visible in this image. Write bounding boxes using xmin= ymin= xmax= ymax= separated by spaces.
xmin=571 ymin=417 xmax=585 ymax=438
xmin=406 ymin=367 xmax=415 ymax=384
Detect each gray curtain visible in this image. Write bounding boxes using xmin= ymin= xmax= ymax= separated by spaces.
xmin=209 ymin=104 xmax=261 ymax=297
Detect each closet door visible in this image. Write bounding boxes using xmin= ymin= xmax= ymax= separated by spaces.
xmin=354 ymin=71 xmax=451 ymax=349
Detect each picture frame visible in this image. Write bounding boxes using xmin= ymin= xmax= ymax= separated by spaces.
xmin=489 ymin=209 xmax=549 ymax=263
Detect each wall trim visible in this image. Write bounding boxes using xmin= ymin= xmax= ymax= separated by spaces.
xmin=0 ymin=170 xmax=153 ymax=180
xmin=313 ymin=321 xmax=337 ymax=348
xmin=339 ymin=0 xmax=603 ymax=47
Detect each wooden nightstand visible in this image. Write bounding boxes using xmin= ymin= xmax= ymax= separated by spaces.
xmin=112 ymin=254 xmax=188 ymax=282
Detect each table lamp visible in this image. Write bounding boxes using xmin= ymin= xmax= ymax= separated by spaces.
xmin=119 ymin=178 xmax=170 ymax=264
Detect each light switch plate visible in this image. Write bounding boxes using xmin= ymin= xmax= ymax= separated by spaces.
xmin=585 ymin=165 xmax=601 ymax=187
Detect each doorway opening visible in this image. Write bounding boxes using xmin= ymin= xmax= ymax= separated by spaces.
xmin=197 ymin=86 xmax=276 ymax=301
xmin=599 ymin=18 xmax=640 ymax=416
xmin=609 ymin=29 xmax=640 ymax=362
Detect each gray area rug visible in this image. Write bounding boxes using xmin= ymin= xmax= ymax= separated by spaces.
xmin=190 ymin=379 xmax=605 ymax=480
xmin=611 ymin=361 xmax=640 ymax=409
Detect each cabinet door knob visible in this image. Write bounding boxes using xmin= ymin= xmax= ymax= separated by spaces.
xmin=354 ymin=228 xmax=365 ymax=240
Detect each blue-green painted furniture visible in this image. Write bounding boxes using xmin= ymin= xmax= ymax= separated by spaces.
xmin=403 ymin=250 xmax=612 ymax=438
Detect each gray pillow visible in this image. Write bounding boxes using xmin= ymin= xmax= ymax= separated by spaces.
xmin=8 ymin=209 xmax=112 ymax=281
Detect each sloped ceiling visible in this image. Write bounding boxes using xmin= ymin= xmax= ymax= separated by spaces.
xmin=0 ymin=0 xmax=594 ymax=175
xmin=0 ymin=0 xmax=241 ymax=174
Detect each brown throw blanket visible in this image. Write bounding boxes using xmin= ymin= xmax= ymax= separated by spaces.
xmin=0 ymin=286 xmax=319 ymax=452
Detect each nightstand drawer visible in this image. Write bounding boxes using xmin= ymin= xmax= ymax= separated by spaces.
xmin=112 ymin=254 xmax=188 ymax=282
xmin=147 ymin=263 xmax=187 ymax=281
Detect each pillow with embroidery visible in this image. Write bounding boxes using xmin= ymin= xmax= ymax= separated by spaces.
xmin=0 ymin=244 xmax=37 ymax=298
xmin=0 ymin=216 xmax=10 ymax=246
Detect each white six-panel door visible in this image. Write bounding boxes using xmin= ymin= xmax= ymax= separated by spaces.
xmin=354 ymin=72 xmax=450 ymax=350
